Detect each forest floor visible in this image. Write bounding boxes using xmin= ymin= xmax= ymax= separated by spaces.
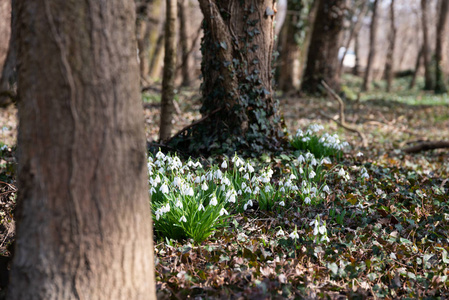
xmin=1 ymin=76 xmax=449 ymax=298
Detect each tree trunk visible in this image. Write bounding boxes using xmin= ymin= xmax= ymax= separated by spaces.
xmin=169 ymin=0 xmax=284 ymax=155
xmin=434 ymin=0 xmax=448 ymax=94
xmin=301 ymin=0 xmax=345 ymax=94
xmin=8 ymin=1 xmax=156 ymax=299
xmin=0 ymin=0 xmax=16 ymax=108
xmin=362 ymin=0 xmax=379 ymax=92
xmin=148 ymin=28 xmax=165 ymax=80
xmin=297 ymin=0 xmax=319 ymax=83
xmin=159 ymin=0 xmax=177 ymax=141
xmin=0 ymin=0 xmax=11 ymax=73
xmin=178 ymin=0 xmax=193 ymax=86
xmin=338 ymin=0 xmax=368 ymax=76
xmin=421 ymin=0 xmax=433 ymax=90
xmin=278 ymin=0 xmax=304 ymax=93
xmin=384 ymin=0 xmax=396 ymax=92
xmin=410 ymin=45 xmax=423 ymax=90
xmin=353 ymin=31 xmax=360 ymax=76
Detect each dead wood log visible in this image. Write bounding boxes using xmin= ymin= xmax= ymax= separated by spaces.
xmin=403 ymin=141 xmax=449 ymax=153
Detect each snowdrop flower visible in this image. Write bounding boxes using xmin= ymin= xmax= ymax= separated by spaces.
xmin=322 ymin=185 xmax=330 ymax=194
xmin=279 ymin=187 xmax=285 ymax=193
xmin=309 ymin=170 xmax=316 ymax=179
xmin=304 ymin=197 xmax=311 ymax=204
xmin=214 ymin=169 xmax=223 ymax=180
xmin=302 ymin=137 xmax=310 ymax=142
xmin=291 ymin=185 xmax=299 ymax=191
xmin=243 ymin=199 xmax=253 ymax=211
xmin=279 ymin=201 xmax=285 ymax=207
xmin=219 ymin=208 xmax=229 ymax=216
xmin=220 ymin=185 xmax=226 ymax=191
xmin=319 ymin=224 xmax=326 ymax=235
xmin=198 ymin=203 xmax=205 ymax=211
xmin=290 ymin=174 xmax=297 ymax=180
xmin=179 ymin=215 xmax=187 ymax=223
xmin=356 ymin=152 xmax=364 ymax=157
xmin=210 ymin=195 xmax=218 ymax=206
xmin=311 ymin=158 xmax=317 ymax=166
xmin=202 ymin=182 xmax=208 ymax=191
xmin=226 ymin=190 xmax=236 ymax=203
xmin=338 ymin=168 xmax=346 ymax=177
xmin=244 ymin=187 xmax=252 ymax=194
xmin=264 ymin=185 xmax=271 ymax=193
xmin=247 ymin=164 xmax=255 ymax=173
xmin=253 ymin=186 xmax=260 ymax=195
xmin=154 ymin=175 xmax=161 ymax=185
xmin=321 ymin=157 xmax=331 ymax=165
xmin=243 ymin=173 xmax=250 ymax=180
xmin=289 ymin=230 xmax=299 ymax=239
xmin=194 ymin=176 xmax=201 ymax=184
xmin=297 ymin=155 xmax=305 ymax=163
xmin=175 ymin=199 xmax=183 ymax=208
xmin=221 ymin=177 xmax=231 ymax=186
xmin=185 ymin=187 xmax=194 ymax=196
xmin=241 ymin=182 xmax=247 ymax=189
xmin=149 ymin=187 xmax=156 ymax=195
xmin=298 ymin=167 xmax=304 ymax=174
xmin=156 ymin=151 xmax=165 ymax=161
xmin=237 ymin=189 xmax=243 ymax=195
xmin=276 ymin=229 xmax=285 ymax=237
xmin=305 ymin=152 xmax=314 ymax=160
xmin=172 ymin=177 xmax=181 ymax=187
xmin=160 ymin=183 xmax=169 ymax=194
xmin=296 ymin=129 xmax=304 ymax=137
xmin=221 ymin=160 xmax=228 ymax=169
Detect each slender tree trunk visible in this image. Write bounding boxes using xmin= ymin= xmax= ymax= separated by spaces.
xmin=384 ymin=0 xmax=396 ymax=92
xmin=434 ymin=0 xmax=448 ymax=94
xmin=297 ymin=0 xmax=319 ymax=83
xmin=178 ymin=0 xmax=193 ymax=86
xmin=421 ymin=0 xmax=433 ymax=90
xmin=159 ymin=0 xmax=177 ymax=141
xmin=170 ymin=0 xmax=283 ymax=155
xmin=410 ymin=45 xmax=423 ymax=89
xmin=8 ymin=1 xmax=156 ymax=299
xmin=0 ymin=0 xmax=16 ymax=108
xmin=278 ymin=0 xmax=303 ymax=93
xmin=353 ymin=32 xmax=360 ymax=76
xmin=301 ymin=0 xmax=345 ymax=94
xmin=149 ymin=28 xmax=165 ymax=79
xmin=0 ymin=0 xmax=11 ymax=73
xmin=362 ymin=0 xmax=379 ymax=91
xmin=338 ymin=1 xmax=368 ymax=76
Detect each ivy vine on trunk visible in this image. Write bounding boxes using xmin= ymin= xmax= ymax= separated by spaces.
xmin=169 ymin=0 xmax=285 ymax=156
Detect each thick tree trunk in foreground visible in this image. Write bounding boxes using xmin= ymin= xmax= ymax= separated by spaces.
xmin=434 ymin=0 xmax=448 ymax=94
xmin=278 ymin=0 xmax=304 ymax=93
xmin=170 ymin=0 xmax=283 ymax=155
xmin=362 ymin=0 xmax=379 ymax=92
xmin=159 ymin=0 xmax=177 ymax=141
xmin=421 ymin=0 xmax=433 ymax=90
xmin=301 ymin=0 xmax=345 ymax=94
xmin=384 ymin=0 xmax=396 ymax=93
xmin=8 ymin=1 xmax=156 ymax=299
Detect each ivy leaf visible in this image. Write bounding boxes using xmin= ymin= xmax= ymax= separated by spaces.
xmin=265 ymin=7 xmax=275 ymax=16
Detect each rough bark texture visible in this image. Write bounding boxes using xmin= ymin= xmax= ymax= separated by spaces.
xmin=409 ymin=45 xmax=423 ymax=89
xmin=0 ymin=0 xmax=16 ymax=108
xmin=159 ymin=0 xmax=177 ymax=141
xmin=301 ymin=0 xmax=345 ymax=94
xmin=353 ymin=32 xmax=360 ymax=75
xmin=362 ymin=0 xmax=379 ymax=92
xmin=170 ymin=0 xmax=283 ymax=155
xmin=278 ymin=0 xmax=303 ymax=92
xmin=434 ymin=0 xmax=448 ymax=94
xmin=421 ymin=0 xmax=433 ymax=90
xmin=384 ymin=0 xmax=396 ymax=93
xmin=178 ymin=0 xmax=193 ymax=86
xmin=8 ymin=1 xmax=156 ymax=299
xmin=0 ymin=0 xmax=11 ymax=73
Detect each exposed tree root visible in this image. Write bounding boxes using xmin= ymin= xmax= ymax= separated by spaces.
xmin=402 ymin=141 xmax=449 ymax=153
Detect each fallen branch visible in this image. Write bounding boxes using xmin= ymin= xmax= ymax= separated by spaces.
xmin=402 ymin=141 xmax=449 ymax=153
xmin=321 ymin=80 xmax=368 ymax=147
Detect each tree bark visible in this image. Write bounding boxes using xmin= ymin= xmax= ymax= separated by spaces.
xmin=297 ymin=0 xmax=319 ymax=83
xmin=362 ymin=0 xmax=379 ymax=92
xmin=0 ymin=0 xmax=16 ymax=108
xmin=8 ymin=1 xmax=156 ymax=299
xmin=353 ymin=31 xmax=360 ymax=76
xmin=159 ymin=0 xmax=177 ymax=141
xmin=409 ymin=45 xmax=423 ymax=89
xmin=421 ymin=0 xmax=433 ymax=90
xmin=148 ymin=27 xmax=165 ymax=79
xmin=301 ymin=0 xmax=345 ymax=95
xmin=278 ymin=0 xmax=303 ymax=93
xmin=434 ymin=0 xmax=448 ymax=94
xmin=169 ymin=0 xmax=284 ymax=155
xmin=384 ymin=0 xmax=396 ymax=93
xmin=178 ymin=0 xmax=193 ymax=86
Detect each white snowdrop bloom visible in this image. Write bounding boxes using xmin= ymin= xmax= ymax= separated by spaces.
xmin=201 ymin=182 xmax=208 ymax=191
xmin=309 ymin=170 xmax=316 ymax=179
xmin=210 ymin=195 xmax=218 ymax=206
xmin=158 ymin=167 xmax=164 ymax=173
xmin=214 ymin=169 xmax=223 ymax=180
xmin=194 ymin=162 xmax=203 ymax=169
xmin=237 ymin=189 xmax=243 ymax=195
xmin=221 ymin=160 xmax=228 ymax=169
xmin=251 ymin=176 xmax=260 ymax=183
xmin=253 ymin=186 xmax=260 ymax=195
xmin=302 ymin=137 xmax=310 ymax=142
xmin=155 ymin=212 xmax=161 ymax=220
xmin=198 ymin=203 xmax=205 ymax=211
xmin=194 ymin=176 xmax=201 ymax=184
xmin=149 ymin=187 xmax=156 ymax=195
xmin=186 ymin=173 xmax=193 ymax=182
xmin=244 ymin=187 xmax=252 ymax=194
xmin=310 ymin=187 xmax=317 ymax=194
xmin=313 ymin=226 xmax=319 ymax=236
xmin=299 ymin=167 xmax=304 ymax=174
xmin=291 ymin=185 xmax=299 ymax=191
xmin=163 ymin=203 xmax=170 ymax=213
xmin=219 ymin=208 xmax=229 ymax=216
xmin=304 ymin=197 xmax=311 ymax=204
xmin=156 ymin=151 xmax=165 ymax=160
xmin=244 ymin=199 xmax=253 ymax=210
xmin=221 ymin=177 xmax=231 ymax=186
xmin=175 ymin=199 xmax=183 ymax=208
xmin=206 ymin=172 xmax=213 ymax=181
xmin=338 ymin=168 xmax=346 ymax=177
xmin=227 ymin=192 xmax=236 ymax=203
xmin=201 ymin=175 xmax=206 ymax=182
xmin=186 ymin=187 xmax=194 ymax=196
xmin=276 ymin=229 xmax=285 ymax=237
xmin=279 ymin=201 xmax=285 ymax=207
xmin=342 ymin=142 xmax=349 ymax=148
xmin=187 ymin=160 xmax=195 ymax=168
xmin=322 ymin=236 xmax=330 ymax=243
xmin=375 ymin=188 xmax=384 ymax=195
xmin=311 ymin=158 xmax=317 ymax=166
xmin=361 ymin=171 xmax=369 ymax=179
xmin=154 ymin=175 xmax=161 ymax=185
xmin=297 ymin=155 xmax=305 ymax=163
xmin=319 ymin=224 xmax=326 ymax=235
xmin=309 ymin=124 xmax=324 ymax=132
xmin=356 ymin=152 xmax=364 ymax=157
xmin=241 ymin=182 xmax=247 ymax=189
xmin=296 ymin=129 xmax=304 ymax=137
xmin=309 ymin=219 xmax=319 ymax=227
xmin=321 ymin=157 xmax=331 ymax=165
xmin=284 ymin=180 xmax=292 ymax=188
xmin=305 ymin=152 xmax=314 ymax=160
xmin=179 ymin=215 xmax=187 ymax=223
xmin=279 ymin=187 xmax=285 ymax=193
xmin=160 ymin=183 xmax=169 ymax=194
xmin=289 ymin=230 xmax=299 ymax=239
xmin=221 ymin=185 xmax=226 ymax=191
xmin=247 ymin=164 xmax=255 ymax=173
xmin=264 ymin=185 xmax=272 ymax=193
xmin=172 ymin=177 xmax=181 ymax=187
xmin=243 ymin=173 xmax=250 ymax=180
xmin=322 ymin=185 xmax=330 ymax=194
xmin=290 ymin=174 xmax=297 ymax=180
